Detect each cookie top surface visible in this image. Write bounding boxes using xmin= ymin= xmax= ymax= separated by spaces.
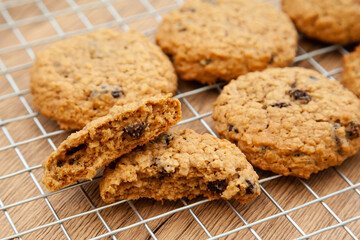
xmin=212 ymin=67 xmax=360 ymax=178
xmin=156 ymin=0 xmax=297 ymax=84
xmin=100 ymin=129 xmax=259 ymax=203
xmin=342 ymin=45 xmax=360 ymax=97
xmin=282 ymin=0 xmax=360 ymax=44
xmin=31 ymin=29 xmax=177 ymax=129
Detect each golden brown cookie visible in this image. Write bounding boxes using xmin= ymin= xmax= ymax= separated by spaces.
xmin=342 ymin=45 xmax=360 ymax=97
xmin=282 ymin=0 xmax=360 ymax=44
xmin=31 ymin=29 xmax=177 ymax=130
xmin=100 ymin=129 xmax=260 ymax=204
xmin=212 ymin=67 xmax=360 ymax=178
xmin=156 ymin=0 xmax=297 ymax=84
xmin=42 ymin=95 xmax=181 ymax=191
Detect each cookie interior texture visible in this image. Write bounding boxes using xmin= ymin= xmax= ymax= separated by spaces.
xmin=282 ymin=0 xmax=360 ymax=44
xmin=42 ymin=95 xmax=181 ymax=191
xmin=100 ymin=129 xmax=260 ymax=204
xmin=212 ymin=67 xmax=360 ymax=178
xmin=156 ymin=0 xmax=297 ymax=84
xmin=342 ymin=45 xmax=360 ymax=98
xmin=31 ymin=29 xmax=177 ymax=130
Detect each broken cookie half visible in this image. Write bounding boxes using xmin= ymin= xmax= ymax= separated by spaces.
xmin=42 ymin=94 xmax=181 ymax=191
xmin=100 ymin=129 xmax=260 ymax=204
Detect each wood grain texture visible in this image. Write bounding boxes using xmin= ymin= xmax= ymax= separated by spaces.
xmin=0 ymin=0 xmax=359 ymax=239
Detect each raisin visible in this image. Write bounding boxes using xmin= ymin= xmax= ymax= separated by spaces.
xmin=164 ymin=134 xmax=173 ymax=145
xmin=288 ymin=89 xmax=311 ymax=103
xmin=268 ymin=53 xmax=274 ymax=64
xmin=159 ymin=171 xmax=172 ymax=179
xmin=124 ymin=122 xmax=148 ymax=139
xmin=333 ymin=124 xmax=343 ymax=154
xmin=293 ymin=152 xmax=301 ymax=157
xmin=180 ymin=7 xmax=196 ymax=12
xmin=90 ymin=86 xmax=123 ymax=99
xmin=228 ymin=125 xmax=239 ymax=133
xmin=57 ymin=161 xmax=64 ymax=167
xmin=309 ymin=75 xmax=318 ymax=80
xmin=111 ymin=89 xmax=123 ymax=98
xmin=207 ymin=180 xmax=227 ymax=194
xmin=335 ymin=133 xmax=342 ymax=147
xmin=108 ymin=161 xmax=116 ymax=170
xmin=200 ymin=59 xmax=212 ymax=66
xmin=178 ymin=27 xmax=187 ymax=32
xmin=346 ymin=122 xmax=360 ymax=140
xmin=69 ymin=159 xmax=76 ymax=165
xmin=261 ymin=146 xmax=269 ymax=151
xmin=245 ymin=180 xmax=255 ymax=194
xmin=270 ymin=102 xmax=291 ymax=108
xmin=66 ymin=144 xmax=87 ymax=156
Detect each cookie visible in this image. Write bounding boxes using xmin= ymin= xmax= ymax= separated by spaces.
xmin=31 ymin=29 xmax=177 ymax=130
xmin=212 ymin=67 xmax=360 ymax=178
xmin=342 ymin=45 xmax=360 ymax=98
xmin=282 ymin=0 xmax=360 ymax=44
xmin=155 ymin=0 xmax=297 ymax=85
xmin=100 ymin=129 xmax=260 ymax=204
xmin=42 ymin=95 xmax=181 ymax=191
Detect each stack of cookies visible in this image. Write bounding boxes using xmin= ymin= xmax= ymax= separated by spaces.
xmin=30 ymin=0 xmax=360 ymax=205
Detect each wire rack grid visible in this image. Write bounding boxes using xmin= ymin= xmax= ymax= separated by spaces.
xmin=0 ymin=0 xmax=359 ymax=239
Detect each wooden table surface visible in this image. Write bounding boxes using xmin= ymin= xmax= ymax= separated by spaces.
xmin=0 ymin=0 xmax=359 ymax=239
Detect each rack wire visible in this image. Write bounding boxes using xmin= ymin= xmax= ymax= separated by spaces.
xmin=0 ymin=0 xmax=359 ymax=239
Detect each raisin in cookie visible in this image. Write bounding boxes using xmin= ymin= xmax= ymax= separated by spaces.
xmin=42 ymin=95 xmax=181 ymax=191
xmin=282 ymin=0 xmax=360 ymax=44
xmin=342 ymin=45 xmax=360 ymax=98
xmin=155 ymin=0 xmax=297 ymax=84
xmin=100 ymin=129 xmax=260 ymax=203
xmin=212 ymin=67 xmax=360 ymax=178
xmin=31 ymin=29 xmax=177 ymax=130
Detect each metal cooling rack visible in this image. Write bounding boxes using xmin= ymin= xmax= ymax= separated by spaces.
xmin=0 ymin=0 xmax=359 ymax=239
